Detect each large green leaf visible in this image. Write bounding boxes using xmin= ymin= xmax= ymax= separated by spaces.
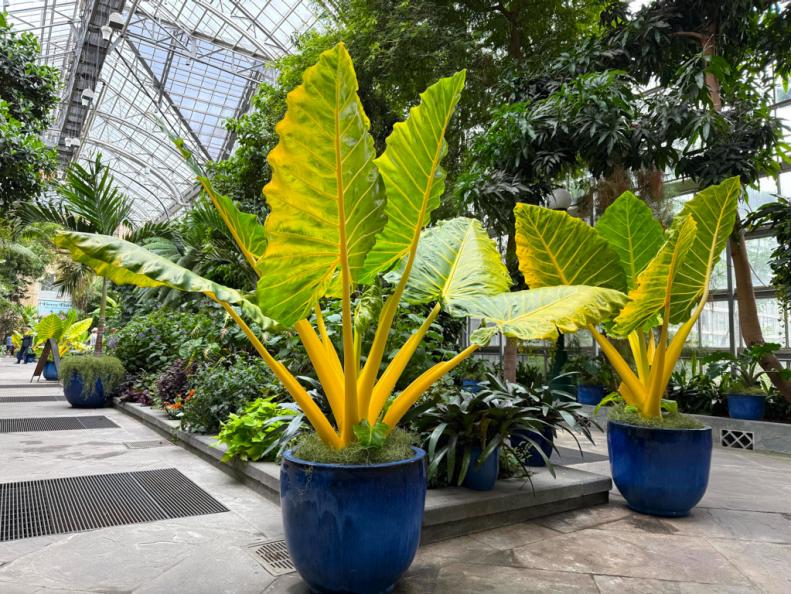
xmin=361 ymin=70 xmax=466 ymax=281
xmin=668 ymin=176 xmax=740 ymax=323
xmin=199 ymin=177 xmax=267 ymax=275
xmin=453 ymin=286 xmax=628 ymax=345
xmin=612 ymin=215 xmax=698 ymax=335
xmin=514 ymin=204 xmax=627 ymax=292
xmin=34 ymin=314 xmax=62 ymax=343
xmin=256 ymin=42 xmax=386 ymax=325
xmin=394 ymin=217 xmax=511 ymax=308
xmin=595 ymin=192 xmax=664 ymax=290
xmin=54 ymin=231 xmax=274 ymax=329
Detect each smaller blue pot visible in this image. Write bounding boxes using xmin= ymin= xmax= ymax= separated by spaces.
xmin=63 ymin=372 xmax=106 ymax=408
xmin=42 ymin=361 xmax=58 ymax=381
xmin=462 ymin=445 xmax=499 ymax=491
xmin=511 ymin=427 xmax=554 ymax=466
xmin=577 ymin=384 xmax=606 ymax=405
xmin=461 ymin=379 xmax=481 ymax=393
xmin=281 ymin=447 xmax=427 ymax=594
xmin=727 ymin=393 xmax=765 ymax=420
xmin=608 ymin=420 xmax=712 ymax=517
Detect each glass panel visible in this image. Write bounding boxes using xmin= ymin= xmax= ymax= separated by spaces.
xmin=753 ymin=297 xmax=787 ymax=347
xmin=699 ymin=300 xmax=732 ymax=349
xmin=745 ymin=235 xmax=778 ymax=288
xmin=742 ymin=176 xmax=778 ymax=216
xmin=709 ymin=250 xmax=730 ymax=291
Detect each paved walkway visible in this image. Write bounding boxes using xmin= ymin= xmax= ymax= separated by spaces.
xmin=1 ymin=355 xmax=790 ymax=592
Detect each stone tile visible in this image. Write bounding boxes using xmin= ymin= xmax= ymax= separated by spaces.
xmin=535 ymin=501 xmax=633 ymax=533
xmin=413 ymin=535 xmax=496 ymax=563
xmin=708 ymin=538 xmax=791 ymax=594
xmin=432 ymin=562 xmax=598 ymax=593
xmin=467 ymin=522 xmax=560 ymax=550
xmin=263 ymin=574 xmax=309 ymax=593
xmin=593 ymin=575 xmax=757 ymax=593
xmin=511 ymin=528 xmax=749 ymax=585
xmin=667 ymin=508 xmax=791 ymax=544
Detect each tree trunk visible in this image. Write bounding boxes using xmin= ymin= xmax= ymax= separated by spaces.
xmin=95 ymin=277 xmax=107 ymax=356
xmin=730 ymin=227 xmax=791 ymax=399
xmin=503 ymin=336 xmax=518 ymax=382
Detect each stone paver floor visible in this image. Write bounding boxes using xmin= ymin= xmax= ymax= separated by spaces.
xmin=1 ymin=356 xmax=790 ymax=592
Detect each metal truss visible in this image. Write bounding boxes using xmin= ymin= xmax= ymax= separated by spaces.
xmin=7 ymin=0 xmax=319 ymax=221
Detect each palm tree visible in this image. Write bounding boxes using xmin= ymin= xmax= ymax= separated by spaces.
xmin=22 ymin=154 xmax=133 ymax=354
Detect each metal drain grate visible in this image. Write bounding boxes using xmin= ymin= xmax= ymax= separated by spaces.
xmin=0 ymin=396 xmax=65 ymax=403
xmin=0 ymin=416 xmax=117 ymax=433
xmin=124 ymin=440 xmax=171 ymax=450
xmin=0 ymin=468 xmax=228 ymax=541
xmin=721 ymin=428 xmax=755 ymax=450
xmin=248 ymin=540 xmax=295 ymax=576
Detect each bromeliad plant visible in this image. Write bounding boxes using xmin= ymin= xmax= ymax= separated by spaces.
xmin=54 ymin=43 xmax=625 ymax=451
xmin=514 ymin=177 xmax=740 ymax=420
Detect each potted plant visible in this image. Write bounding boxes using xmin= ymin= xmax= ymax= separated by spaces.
xmin=721 ymin=343 xmax=781 ymax=420
xmin=55 ymin=43 xmax=625 ymax=593
xmin=565 ymin=355 xmax=613 ymax=405
xmin=60 ymin=354 xmax=125 ymax=408
xmin=33 ymin=311 xmax=93 ymax=381
xmin=511 ymin=376 xmax=596 ymax=466
xmin=514 ymin=179 xmax=740 ymax=516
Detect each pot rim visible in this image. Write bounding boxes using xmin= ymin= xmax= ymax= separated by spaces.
xmin=282 ymin=445 xmax=426 ymax=470
xmin=727 ymin=392 xmax=767 ymax=398
xmin=607 ymin=419 xmax=712 ymax=433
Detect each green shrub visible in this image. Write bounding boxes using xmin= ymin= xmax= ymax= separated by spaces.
xmin=60 ymin=355 xmax=126 ymax=400
xmin=608 ymin=404 xmax=704 ymax=430
xmin=216 ymin=397 xmax=296 ymax=462
xmin=182 ymin=356 xmax=281 ymax=434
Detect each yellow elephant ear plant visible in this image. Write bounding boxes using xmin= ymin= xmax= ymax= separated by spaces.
xmin=54 ymin=43 xmax=626 ymax=450
xmin=514 ymin=177 xmax=741 ymax=419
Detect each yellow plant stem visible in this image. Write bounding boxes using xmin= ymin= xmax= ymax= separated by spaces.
xmin=199 ymin=179 xmax=260 ymax=273
xmin=588 ymin=324 xmax=646 ymax=408
xmin=217 ymin=301 xmax=341 ymax=448
xmin=644 ymin=323 xmax=668 ymax=417
xmin=659 ymin=293 xmax=709 ymax=396
xmin=629 ymin=330 xmax=650 ymax=384
xmin=383 ymin=344 xmax=479 ymax=429
xmin=294 ymin=319 xmax=345 ymax=430
xmin=367 ymin=303 xmax=441 ymax=424
xmin=315 ymin=305 xmax=344 ymax=379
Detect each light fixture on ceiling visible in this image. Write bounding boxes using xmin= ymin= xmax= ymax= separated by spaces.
xmin=142 ymin=166 xmax=151 ymax=176
xmin=100 ymin=25 xmax=112 ymax=41
xmin=64 ymin=137 xmax=81 ymax=148
xmin=108 ymin=12 xmax=125 ymax=32
xmin=546 ymin=188 xmax=573 ymax=211
xmin=80 ymin=88 xmax=95 ymax=107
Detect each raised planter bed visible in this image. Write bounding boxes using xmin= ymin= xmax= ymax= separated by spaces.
xmin=114 ymin=398 xmax=613 ymax=543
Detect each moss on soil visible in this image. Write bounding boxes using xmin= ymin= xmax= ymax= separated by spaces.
xmin=292 ymin=428 xmax=417 ymax=465
xmin=609 ymin=405 xmax=705 ymax=430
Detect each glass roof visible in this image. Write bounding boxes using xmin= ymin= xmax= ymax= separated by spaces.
xmin=6 ymin=0 xmax=319 ymax=222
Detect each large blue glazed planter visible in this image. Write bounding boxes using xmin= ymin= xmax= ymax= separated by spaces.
xmin=280 ymin=447 xmax=427 ymax=594
xmin=511 ymin=427 xmax=554 ymax=466
xmin=462 ymin=445 xmax=499 ymax=491
xmin=461 ymin=379 xmax=481 ymax=393
xmin=727 ymin=393 xmax=765 ymax=420
xmin=42 ymin=361 xmax=59 ymax=381
xmin=577 ymin=384 xmax=606 ymax=405
xmin=608 ymin=420 xmax=712 ymax=517
xmin=63 ymin=372 xmax=107 ymax=408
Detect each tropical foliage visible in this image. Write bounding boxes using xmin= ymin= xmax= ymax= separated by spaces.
xmin=55 ymin=43 xmax=625 ymax=450
xmin=514 ymin=177 xmax=739 ymax=418
xmin=33 ymin=311 xmax=93 ymax=358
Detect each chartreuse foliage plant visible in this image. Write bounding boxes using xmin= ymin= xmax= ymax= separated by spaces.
xmin=54 ymin=43 xmax=625 ymax=451
xmin=34 ymin=311 xmax=93 ymax=358
xmin=515 ymin=177 xmax=740 ymax=419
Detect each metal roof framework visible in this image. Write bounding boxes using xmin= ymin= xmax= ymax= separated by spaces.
xmin=6 ymin=0 xmax=319 ymax=221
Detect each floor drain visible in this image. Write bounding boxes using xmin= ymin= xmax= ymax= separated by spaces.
xmin=721 ymin=429 xmax=755 ymax=450
xmin=124 ymin=440 xmax=171 ymax=449
xmin=249 ymin=540 xmax=296 ymax=575
xmin=0 ymin=416 xmax=118 ymax=433
xmin=0 ymin=396 xmax=64 ymax=403
xmin=0 ymin=468 xmax=228 ymax=541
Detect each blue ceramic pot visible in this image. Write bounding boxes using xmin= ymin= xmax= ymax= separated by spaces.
xmin=608 ymin=420 xmax=712 ymax=517
xmin=511 ymin=427 xmax=554 ymax=466
xmin=577 ymin=384 xmax=606 ymax=405
xmin=63 ymin=372 xmax=106 ymax=408
xmin=461 ymin=379 xmax=481 ymax=393
xmin=462 ymin=445 xmax=499 ymax=491
xmin=42 ymin=361 xmax=58 ymax=381
xmin=280 ymin=447 xmax=427 ymax=594
xmin=727 ymin=393 xmax=765 ymax=420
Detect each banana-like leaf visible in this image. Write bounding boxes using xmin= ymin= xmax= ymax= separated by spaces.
xmin=63 ymin=317 xmax=93 ymax=343
xmin=514 ymin=204 xmax=626 ymax=292
xmin=256 ymin=42 xmax=386 ymax=325
xmin=34 ymin=314 xmax=62 ymax=343
xmin=453 ymin=286 xmax=629 ymax=345
xmin=361 ymin=70 xmax=466 ymax=281
xmin=394 ymin=217 xmax=511 ymax=308
xmin=612 ymin=215 xmax=698 ymax=335
xmin=199 ymin=177 xmax=267 ymax=275
xmin=668 ymin=176 xmax=740 ymax=323
xmin=54 ymin=231 xmax=275 ymax=329
xmin=595 ymin=192 xmax=664 ymax=290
